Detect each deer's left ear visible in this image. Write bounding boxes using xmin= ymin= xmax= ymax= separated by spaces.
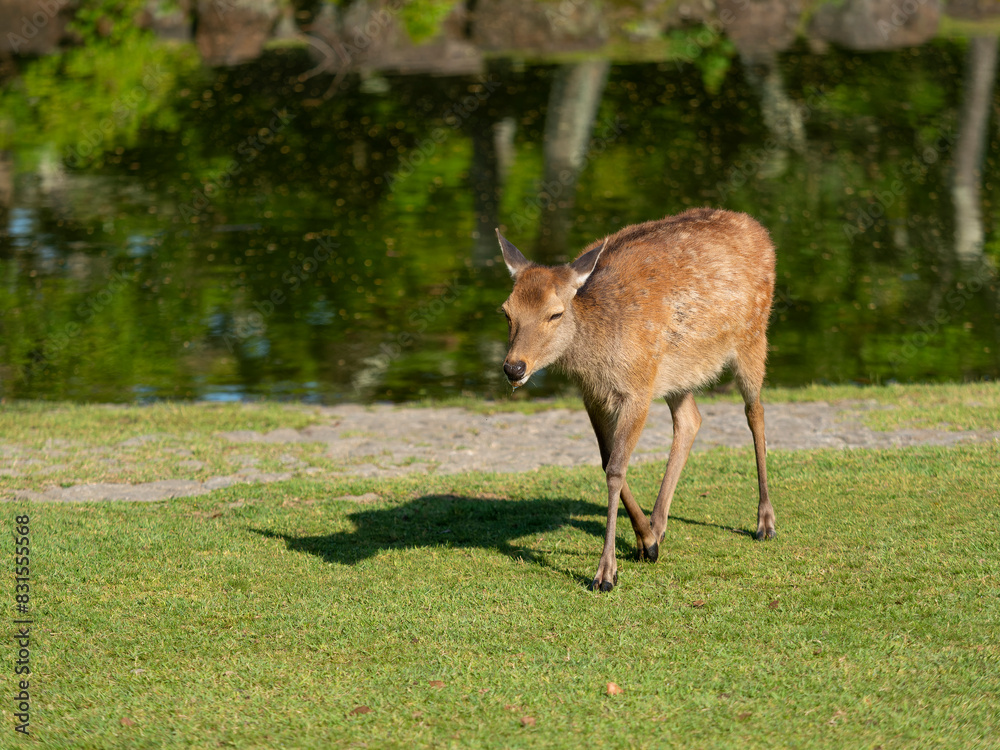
xmin=496 ymin=229 xmax=532 ymax=278
xmin=569 ymin=240 xmax=606 ymax=289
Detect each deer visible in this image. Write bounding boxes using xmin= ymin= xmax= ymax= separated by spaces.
xmin=497 ymin=207 xmax=776 ymax=592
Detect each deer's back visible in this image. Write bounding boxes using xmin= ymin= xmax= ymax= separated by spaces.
xmin=569 ymin=208 xmax=776 ymax=398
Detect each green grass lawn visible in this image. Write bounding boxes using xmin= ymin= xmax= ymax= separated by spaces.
xmin=9 ymin=441 xmax=999 ymax=748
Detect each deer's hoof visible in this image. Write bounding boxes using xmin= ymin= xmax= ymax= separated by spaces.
xmin=637 ymin=541 xmax=658 ymax=563
xmin=589 ymin=571 xmax=618 ymax=593
xmin=755 ymin=528 xmax=776 ymax=541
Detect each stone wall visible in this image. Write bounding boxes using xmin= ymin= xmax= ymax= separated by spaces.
xmin=1 ymin=0 xmax=986 ymax=69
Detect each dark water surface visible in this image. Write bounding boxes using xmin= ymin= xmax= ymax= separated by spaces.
xmin=1 ymin=40 xmax=998 ymax=403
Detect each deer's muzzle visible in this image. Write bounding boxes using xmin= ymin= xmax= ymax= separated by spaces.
xmin=503 ymin=360 xmax=527 ymax=384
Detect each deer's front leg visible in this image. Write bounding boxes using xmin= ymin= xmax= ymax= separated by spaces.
xmin=590 ymin=472 xmax=622 ymax=592
xmin=589 ymin=398 xmax=650 ymax=593
xmin=585 ymin=397 xmax=658 ymax=564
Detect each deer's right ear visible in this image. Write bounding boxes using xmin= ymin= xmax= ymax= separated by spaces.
xmin=496 ymin=229 xmax=531 ymax=278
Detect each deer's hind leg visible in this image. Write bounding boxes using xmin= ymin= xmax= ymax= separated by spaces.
xmin=733 ymin=337 xmax=776 ymax=540
xmin=584 ymin=398 xmax=658 ymax=565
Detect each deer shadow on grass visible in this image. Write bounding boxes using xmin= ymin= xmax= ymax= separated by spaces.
xmin=250 ymin=494 xmax=613 ymax=587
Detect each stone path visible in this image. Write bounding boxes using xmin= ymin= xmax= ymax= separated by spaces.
xmin=8 ymin=401 xmax=998 ymax=502
xmin=304 ymin=400 xmax=995 ymax=475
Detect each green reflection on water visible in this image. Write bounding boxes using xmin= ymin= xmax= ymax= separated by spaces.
xmin=0 ymin=37 xmax=998 ymax=403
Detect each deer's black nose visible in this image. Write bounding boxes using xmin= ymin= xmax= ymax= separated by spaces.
xmin=503 ymin=360 xmax=526 ymax=382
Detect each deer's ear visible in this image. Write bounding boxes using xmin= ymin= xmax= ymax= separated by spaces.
xmin=569 ymin=240 xmax=606 ymax=289
xmin=496 ymin=229 xmax=531 ymax=278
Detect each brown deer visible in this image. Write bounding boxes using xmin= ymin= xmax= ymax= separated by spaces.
xmin=497 ymin=208 xmax=776 ymax=592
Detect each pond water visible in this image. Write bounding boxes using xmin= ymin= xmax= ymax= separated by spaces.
xmin=1 ymin=38 xmax=998 ymax=403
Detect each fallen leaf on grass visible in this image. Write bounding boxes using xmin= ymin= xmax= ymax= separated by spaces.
xmin=193 ymin=509 xmax=225 ymax=519
xmin=520 ymin=716 xmax=536 ymax=727
xmin=429 ymin=680 xmax=445 ymax=688
xmin=349 ymin=705 xmax=372 ymax=716
xmin=606 ymin=682 xmax=623 ymax=696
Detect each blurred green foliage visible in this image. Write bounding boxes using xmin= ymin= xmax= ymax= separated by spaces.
xmin=68 ymin=0 xmax=149 ymax=45
xmin=0 ymin=32 xmax=199 ymax=161
xmin=399 ymin=0 xmax=456 ymax=43
xmin=666 ymin=26 xmax=735 ymax=95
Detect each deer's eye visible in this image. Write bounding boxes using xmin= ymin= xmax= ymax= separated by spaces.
xmin=549 ymin=312 xmax=563 ymax=322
